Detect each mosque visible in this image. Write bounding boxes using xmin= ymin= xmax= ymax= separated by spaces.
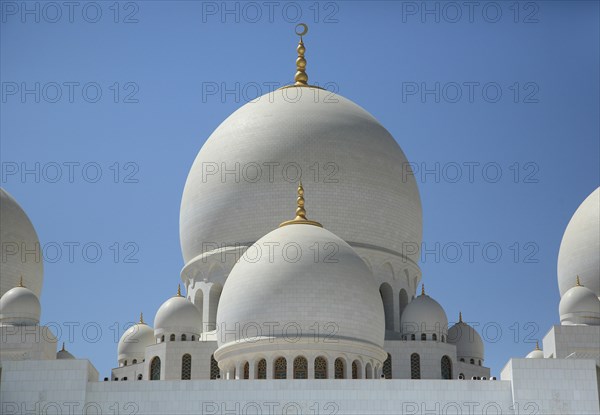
xmin=1 ymin=25 xmax=599 ymax=415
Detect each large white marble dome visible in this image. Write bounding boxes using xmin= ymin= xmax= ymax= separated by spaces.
xmin=0 ymin=188 xmax=43 ymax=298
xmin=0 ymin=284 xmax=41 ymax=326
xmin=557 ymin=187 xmax=599 ymax=298
xmin=215 ymin=220 xmax=386 ymax=365
xmin=180 ymin=87 xmax=422 ymax=269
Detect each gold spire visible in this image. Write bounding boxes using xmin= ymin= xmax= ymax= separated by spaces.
xmin=61 ymin=342 xmax=65 ymax=351
xmin=421 ymin=284 xmax=425 ymax=296
xmin=177 ymin=284 xmax=182 ymax=297
xmin=535 ymin=341 xmax=540 ymax=350
xmin=459 ymin=311 xmax=463 ymax=323
xmin=18 ymin=276 xmax=24 ymax=287
xmin=576 ymin=275 xmax=582 ymax=286
xmin=279 ymin=182 xmax=323 ymax=228
xmin=139 ymin=312 xmax=144 ymax=324
xmin=294 ymin=23 xmax=308 ymax=86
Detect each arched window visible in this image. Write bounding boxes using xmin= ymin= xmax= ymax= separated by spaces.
xmin=459 ymin=373 xmax=465 ymax=379
xmin=169 ymin=334 xmax=176 ymax=341
xmin=257 ymin=359 xmax=267 ymax=379
xmin=410 ymin=353 xmax=420 ymax=380
xmin=114 ymin=378 xmax=118 ymax=381
xmin=470 ymin=358 xmax=475 ymax=365
xmin=411 ymin=334 xmax=416 ymax=341
xmin=243 ymin=362 xmax=249 ymax=379
xmin=314 ymin=356 xmax=327 ymax=379
xmin=161 ymin=335 xmax=165 ymax=343
xmin=274 ymin=357 xmax=287 ymax=379
xmin=421 ymin=333 xmax=427 ymax=341
xmin=122 ymin=377 xmax=128 ymax=381
xmin=432 ymin=333 xmax=437 ymax=341
xmin=293 ymin=356 xmax=308 ymax=379
xmin=191 ymin=335 xmax=195 ymax=341
xmin=334 ymin=358 xmax=344 ymax=379
xmin=352 ymin=361 xmax=358 ymax=379
xmin=441 ymin=335 xmax=446 ymax=343
xmin=137 ymin=374 xmax=142 ymax=380
xmin=399 ymin=289 xmax=408 ymax=323
xmin=478 ymin=360 xmax=482 ymax=366
xmin=210 ymin=355 xmax=219 ymax=380
xmin=365 ymin=363 xmax=373 ymax=379
xmin=379 ymin=283 xmax=394 ymax=331
xmin=150 ymin=357 xmax=161 ymax=380
xmin=460 ymin=358 xmax=465 ymax=362
xmin=441 ymin=356 xmax=452 ymax=380
xmin=181 ymin=334 xmax=187 ymax=341
xmin=123 ymin=360 xmax=127 ymax=366
xmin=132 ymin=359 xmax=137 ymax=364
xmin=383 ymin=353 xmax=392 ymax=379
xmin=181 ymin=354 xmax=192 ymax=380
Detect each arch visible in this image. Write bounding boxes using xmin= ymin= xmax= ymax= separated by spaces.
xmin=478 ymin=360 xmax=482 ymax=366
xmin=382 ymin=354 xmax=392 ymax=379
xmin=441 ymin=356 xmax=452 ymax=379
xmin=181 ymin=354 xmax=192 ymax=380
xmin=150 ymin=357 xmax=161 ymax=380
xmin=191 ymin=335 xmax=195 ymax=341
xmin=293 ymin=356 xmax=308 ymax=379
xmin=169 ymin=334 xmax=176 ymax=342
xmin=210 ymin=355 xmax=219 ymax=380
xmin=411 ymin=334 xmax=416 ymax=341
xmin=123 ymin=360 xmax=127 ymax=366
xmin=137 ymin=374 xmax=142 ymax=380
xmin=243 ymin=362 xmax=249 ymax=380
xmin=207 ymin=282 xmax=223 ymax=331
xmin=441 ymin=335 xmax=446 ymax=343
xmin=181 ymin=334 xmax=187 ymax=341
xmin=470 ymin=358 xmax=475 ymax=365
xmin=274 ymin=357 xmax=287 ymax=379
xmin=421 ymin=333 xmax=426 ymax=341
xmin=460 ymin=358 xmax=465 ymax=362
xmin=399 ymin=288 xmax=408 ymax=322
xmin=379 ymin=283 xmax=394 ymax=331
xmin=160 ymin=335 xmax=165 ymax=343
xmin=132 ymin=359 xmax=137 ymax=364
xmin=257 ymin=359 xmax=267 ymax=379
xmin=352 ymin=360 xmax=362 ymax=379
xmin=410 ymin=353 xmax=420 ymax=379
xmin=365 ymin=362 xmax=373 ymax=379
xmin=314 ymin=356 xmax=327 ymax=379
xmin=334 ymin=358 xmax=345 ymax=379
xmin=122 ymin=377 xmax=127 ymax=381
xmin=459 ymin=373 xmax=465 ymax=380
xmin=432 ymin=333 xmax=437 ymax=341
xmin=194 ymin=288 xmax=204 ymax=332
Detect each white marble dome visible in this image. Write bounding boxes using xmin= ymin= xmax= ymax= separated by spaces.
xmin=526 ymin=347 xmax=544 ymax=359
xmin=215 ymin=221 xmax=386 ymax=365
xmin=559 ymin=280 xmax=600 ymax=326
xmin=0 ymin=188 xmax=43 ymax=298
xmin=180 ymin=87 xmax=422 ymax=270
xmin=0 ymin=284 xmax=41 ymax=326
xmin=557 ymin=187 xmax=599 ymax=298
xmin=400 ymin=288 xmax=448 ymax=338
xmin=57 ymin=344 xmax=75 ymax=360
xmin=154 ymin=292 xmax=203 ymax=339
xmin=117 ymin=318 xmax=154 ymax=365
xmin=448 ymin=315 xmax=484 ymax=362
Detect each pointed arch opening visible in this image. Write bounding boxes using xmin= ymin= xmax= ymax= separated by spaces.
xmin=274 ymin=357 xmax=287 ymax=379
xmin=314 ymin=356 xmax=327 ymax=379
xmin=441 ymin=355 xmax=452 ymax=380
xmin=383 ymin=353 xmax=392 ymax=379
xmin=181 ymin=354 xmax=192 ymax=380
xmin=293 ymin=356 xmax=308 ymax=379
xmin=379 ymin=283 xmax=394 ymax=331
xmin=150 ymin=357 xmax=161 ymax=381
xmin=410 ymin=353 xmax=420 ymax=379
xmin=210 ymin=354 xmax=219 ymax=380
xmin=257 ymin=359 xmax=267 ymax=379
xmin=334 ymin=358 xmax=345 ymax=379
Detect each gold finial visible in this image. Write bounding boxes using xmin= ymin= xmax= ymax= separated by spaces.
xmin=576 ymin=275 xmax=582 ymax=286
xmin=61 ymin=342 xmax=65 ymax=351
xmin=139 ymin=312 xmax=144 ymax=324
xmin=459 ymin=312 xmax=463 ymax=323
xmin=535 ymin=341 xmax=540 ymax=350
xmin=177 ymin=284 xmax=182 ymax=297
xmin=279 ymin=182 xmax=323 ymax=228
xmin=294 ymin=23 xmax=309 ymax=86
xmin=421 ymin=284 xmax=425 ymax=296
xmin=18 ymin=276 xmax=24 ymax=287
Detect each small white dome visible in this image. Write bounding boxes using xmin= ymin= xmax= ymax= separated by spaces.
xmin=216 ymin=219 xmax=386 ymax=365
xmin=401 ymin=286 xmax=448 ymax=339
xmin=154 ymin=290 xmax=202 ymax=338
xmin=559 ymin=279 xmax=600 ymax=326
xmin=526 ymin=343 xmax=544 ymax=359
xmin=448 ymin=314 xmax=484 ymax=361
xmin=117 ymin=317 xmax=154 ymax=364
xmin=557 ymin=187 xmax=599 ymax=298
xmin=57 ymin=343 xmax=75 ymax=360
xmin=0 ymin=283 xmax=40 ymax=326
xmin=1 ymin=189 xmax=44 ymax=298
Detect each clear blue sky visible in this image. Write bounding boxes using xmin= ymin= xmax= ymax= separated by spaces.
xmin=1 ymin=1 xmax=598 ymax=378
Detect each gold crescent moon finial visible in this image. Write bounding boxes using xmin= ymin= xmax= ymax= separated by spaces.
xmin=279 ymin=182 xmax=322 ymax=228
xmin=139 ymin=312 xmax=144 ymax=324
xmin=295 ymin=23 xmax=308 ymax=37
xmin=459 ymin=311 xmax=463 ymax=323
xmin=421 ymin=284 xmax=425 ymax=296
